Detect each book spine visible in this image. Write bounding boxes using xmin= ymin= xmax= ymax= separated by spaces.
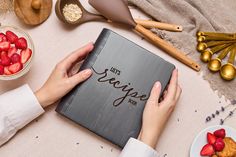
xmin=56 ymin=28 xmax=111 ymax=113
xmin=80 ymin=28 xmax=111 ymax=70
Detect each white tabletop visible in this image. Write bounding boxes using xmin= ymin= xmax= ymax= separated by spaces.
xmin=0 ymin=1 xmax=235 ymax=157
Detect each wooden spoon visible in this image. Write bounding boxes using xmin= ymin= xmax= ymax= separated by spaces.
xmin=55 ymin=0 xmax=183 ymax=32
xmin=89 ymin=0 xmax=200 ymax=71
xmin=55 ymin=0 xmax=105 ymax=25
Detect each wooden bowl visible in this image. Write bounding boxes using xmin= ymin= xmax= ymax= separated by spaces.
xmin=14 ymin=0 xmax=53 ymax=25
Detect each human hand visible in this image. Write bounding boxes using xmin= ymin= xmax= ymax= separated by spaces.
xmin=35 ymin=43 xmax=94 ymax=108
xmin=139 ymin=69 xmax=181 ymax=148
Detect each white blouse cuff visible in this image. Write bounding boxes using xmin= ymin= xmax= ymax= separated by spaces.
xmin=0 ymin=84 xmax=44 ymax=131
xmin=119 ymin=138 xmax=159 ymax=157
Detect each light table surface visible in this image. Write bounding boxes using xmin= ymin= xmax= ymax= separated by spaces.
xmin=0 ymin=1 xmax=235 ymax=157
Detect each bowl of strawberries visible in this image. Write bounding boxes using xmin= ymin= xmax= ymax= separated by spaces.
xmin=0 ymin=26 xmax=34 ymax=80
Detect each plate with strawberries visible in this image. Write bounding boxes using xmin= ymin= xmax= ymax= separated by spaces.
xmin=0 ymin=26 xmax=34 ymax=80
xmin=190 ymin=125 xmax=236 ymax=157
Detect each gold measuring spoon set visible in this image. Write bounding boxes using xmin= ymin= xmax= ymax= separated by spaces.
xmin=197 ymin=32 xmax=236 ymax=81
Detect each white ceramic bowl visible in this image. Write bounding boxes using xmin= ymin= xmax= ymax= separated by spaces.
xmin=0 ymin=26 xmax=34 ymax=80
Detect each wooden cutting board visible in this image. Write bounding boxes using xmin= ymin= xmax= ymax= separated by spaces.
xmin=14 ymin=0 xmax=52 ymax=25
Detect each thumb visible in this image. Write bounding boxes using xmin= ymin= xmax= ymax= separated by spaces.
xmin=69 ymin=69 xmax=92 ymax=87
xmin=147 ymin=82 xmax=161 ymax=105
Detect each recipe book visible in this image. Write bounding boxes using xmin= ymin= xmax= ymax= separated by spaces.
xmin=56 ymin=28 xmax=175 ymax=147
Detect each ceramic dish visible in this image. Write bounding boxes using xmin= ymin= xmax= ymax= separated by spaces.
xmin=0 ymin=26 xmax=34 ymax=80
xmin=190 ymin=125 xmax=236 ymax=157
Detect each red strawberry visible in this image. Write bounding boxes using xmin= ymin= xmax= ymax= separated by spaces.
xmin=6 ymin=31 xmax=18 ymax=43
xmin=207 ymin=132 xmax=216 ymax=145
xmin=15 ymin=37 xmax=27 ymax=49
xmin=4 ymin=66 xmax=12 ymax=75
xmin=1 ymin=51 xmax=6 ymax=56
xmin=1 ymin=36 xmax=7 ymax=42
xmin=0 ymin=33 xmax=5 ymax=39
xmin=214 ymin=129 xmax=226 ymax=138
xmin=8 ymin=47 xmax=18 ymax=57
xmin=1 ymin=52 xmax=11 ymax=66
xmin=0 ymin=64 xmax=4 ymax=75
xmin=0 ymin=33 xmax=7 ymax=42
xmin=0 ymin=41 xmax=10 ymax=51
xmin=20 ymin=48 xmax=32 ymax=64
xmin=214 ymin=138 xmax=225 ymax=151
xmin=11 ymin=53 xmax=21 ymax=63
xmin=8 ymin=62 xmax=23 ymax=74
xmin=200 ymin=144 xmax=215 ymax=156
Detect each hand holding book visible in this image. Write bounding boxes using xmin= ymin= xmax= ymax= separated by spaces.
xmin=35 ymin=43 xmax=94 ymax=108
xmin=34 ymin=42 xmax=181 ymax=149
xmin=139 ymin=69 xmax=182 ymax=148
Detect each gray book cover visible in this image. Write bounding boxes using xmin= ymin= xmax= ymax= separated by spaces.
xmin=56 ymin=28 xmax=175 ymax=147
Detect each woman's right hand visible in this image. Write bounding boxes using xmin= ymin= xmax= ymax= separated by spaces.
xmin=139 ymin=69 xmax=182 ymax=148
xmin=35 ymin=43 xmax=94 ymax=108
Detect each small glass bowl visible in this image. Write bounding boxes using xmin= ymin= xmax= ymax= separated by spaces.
xmin=0 ymin=26 xmax=34 ymax=80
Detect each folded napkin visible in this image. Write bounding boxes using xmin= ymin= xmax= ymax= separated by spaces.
xmin=128 ymin=0 xmax=236 ymax=101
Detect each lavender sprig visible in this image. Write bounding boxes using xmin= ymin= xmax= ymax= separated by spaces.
xmin=205 ymin=99 xmax=236 ymax=124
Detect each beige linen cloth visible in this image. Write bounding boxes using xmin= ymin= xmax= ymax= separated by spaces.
xmin=128 ymin=0 xmax=236 ymax=101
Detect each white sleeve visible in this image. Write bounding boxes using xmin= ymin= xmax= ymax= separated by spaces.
xmin=0 ymin=84 xmax=44 ymax=146
xmin=119 ymin=138 xmax=159 ymax=157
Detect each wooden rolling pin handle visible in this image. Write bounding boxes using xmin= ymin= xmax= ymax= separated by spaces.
xmin=135 ymin=19 xmax=183 ymax=32
xmin=135 ymin=24 xmax=201 ymax=71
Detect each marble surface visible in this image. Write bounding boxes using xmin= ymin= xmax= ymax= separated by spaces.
xmin=0 ymin=0 xmax=235 ymax=157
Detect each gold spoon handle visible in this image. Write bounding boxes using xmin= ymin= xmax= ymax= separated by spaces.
xmin=198 ymin=32 xmax=236 ymax=37
xmin=228 ymin=47 xmax=236 ymax=64
xmin=218 ymin=44 xmax=234 ymax=60
xmin=206 ymin=40 xmax=236 ymax=48
xmin=211 ymin=43 xmax=232 ymax=53
xmin=198 ymin=36 xmax=236 ymax=42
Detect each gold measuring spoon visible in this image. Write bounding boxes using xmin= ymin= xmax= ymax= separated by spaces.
xmin=198 ymin=34 xmax=236 ymax=42
xmin=197 ymin=32 xmax=236 ymax=37
xmin=208 ymin=44 xmax=234 ymax=72
xmin=197 ymin=40 xmax=236 ymax=52
xmin=201 ymin=44 xmax=232 ymax=63
xmin=220 ymin=46 xmax=236 ymax=81
xmin=55 ymin=0 xmax=183 ymax=32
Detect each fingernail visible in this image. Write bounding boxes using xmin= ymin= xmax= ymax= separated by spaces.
xmin=83 ymin=69 xmax=92 ymax=76
xmin=155 ymin=81 xmax=161 ymax=88
xmin=87 ymin=42 xmax=94 ymax=48
xmin=88 ymin=41 xmax=94 ymax=45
